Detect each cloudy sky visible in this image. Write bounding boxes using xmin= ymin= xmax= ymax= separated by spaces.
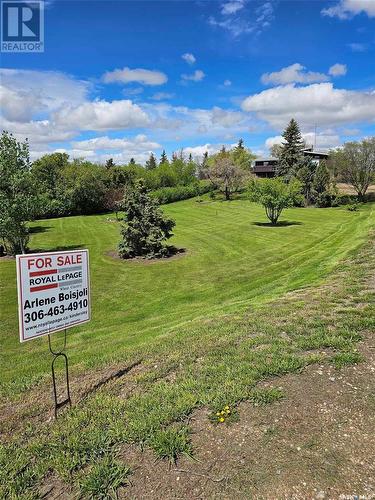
xmin=1 ymin=0 xmax=375 ymax=163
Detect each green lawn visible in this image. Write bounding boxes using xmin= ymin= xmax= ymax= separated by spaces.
xmin=0 ymin=198 xmax=374 ymax=396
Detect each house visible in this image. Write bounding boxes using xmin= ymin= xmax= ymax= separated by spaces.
xmin=252 ymin=148 xmax=329 ymax=178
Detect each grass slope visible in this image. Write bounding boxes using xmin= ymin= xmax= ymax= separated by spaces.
xmin=1 ymin=210 xmax=374 ymax=498
xmin=0 ymin=198 xmax=373 ymax=396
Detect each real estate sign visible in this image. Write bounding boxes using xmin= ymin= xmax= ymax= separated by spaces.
xmin=16 ymin=250 xmax=90 ymax=342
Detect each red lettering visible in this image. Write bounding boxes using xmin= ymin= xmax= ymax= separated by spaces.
xmin=57 ymin=253 xmax=82 ymax=266
xmin=27 ymin=258 xmax=35 ymax=270
xmin=27 ymin=257 xmax=52 ymax=270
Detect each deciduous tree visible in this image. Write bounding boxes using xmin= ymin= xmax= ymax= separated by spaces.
xmin=0 ymin=132 xmax=41 ymax=254
xmin=208 ymin=156 xmax=247 ymax=200
xmin=248 ymin=177 xmax=302 ymax=225
xmin=330 ymin=138 xmax=375 ymax=200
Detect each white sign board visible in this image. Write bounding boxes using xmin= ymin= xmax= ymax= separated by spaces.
xmin=16 ymin=249 xmax=90 ymax=342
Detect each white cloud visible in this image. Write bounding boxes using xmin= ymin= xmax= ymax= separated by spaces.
xmin=102 ymin=67 xmax=167 ymax=85
xmin=221 ymin=1 xmax=245 ymax=15
xmin=0 ymin=117 xmax=76 ymax=147
xmin=261 ymin=63 xmax=329 ymax=85
xmin=184 ymin=143 xmax=231 ymax=159
xmin=34 ymin=135 xmax=162 ymax=164
xmin=348 ymin=42 xmax=367 ymax=52
xmin=53 ymin=99 xmax=151 ymax=131
xmin=71 ymin=134 xmax=160 ymax=152
xmin=265 ymin=132 xmax=341 ymax=151
xmin=209 ymin=15 xmax=254 ymax=37
xmin=181 ymin=70 xmax=205 ymax=82
xmin=209 ymin=0 xmax=275 ymax=38
xmin=242 ymin=82 xmax=375 ymax=129
xmin=223 ymin=79 xmax=232 ymax=86
xmin=141 ymin=102 xmax=251 ymax=140
xmin=0 ymin=68 xmax=89 ymax=122
xmin=322 ymin=0 xmax=375 ymax=19
xmin=182 ymin=53 xmax=196 ymax=65
xmin=342 ymin=128 xmax=361 ymax=136
xmin=328 ymin=63 xmax=347 ymax=76
xmin=122 ymin=87 xmax=144 ymax=96
xmin=151 ymin=92 xmax=175 ymax=101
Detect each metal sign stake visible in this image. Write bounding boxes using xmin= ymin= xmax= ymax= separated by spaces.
xmin=48 ymin=328 xmax=71 ymax=419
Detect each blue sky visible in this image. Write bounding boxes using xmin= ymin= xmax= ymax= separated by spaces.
xmin=1 ymin=0 xmax=375 ymax=163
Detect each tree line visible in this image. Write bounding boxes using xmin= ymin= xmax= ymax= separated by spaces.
xmin=0 ymin=131 xmax=255 ymax=255
xmin=1 ymin=122 xmax=374 ymax=255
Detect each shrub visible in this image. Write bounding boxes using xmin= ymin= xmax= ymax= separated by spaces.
xmin=151 ymin=181 xmax=212 ymax=204
xmin=248 ymin=178 xmax=303 ymax=225
xmin=347 ymin=203 xmax=359 ymax=212
xmin=118 ymin=179 xmax=175 ymax=259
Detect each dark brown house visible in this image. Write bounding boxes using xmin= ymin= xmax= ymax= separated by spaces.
xmin=252 ymin=148 xmax=329 ymax=178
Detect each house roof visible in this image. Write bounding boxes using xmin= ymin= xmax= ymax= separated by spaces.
xmin=303 ymin=149 xmax=329 ymax=156
xmin=254 ymin=157 xmax=278 ymax=162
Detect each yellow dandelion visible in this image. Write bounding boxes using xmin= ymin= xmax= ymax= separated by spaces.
xmin=216 ymin=412 xmax=221 ymax=416
xmin=224 ymin=405 xmax=229 ymax=410
xmin=219 ymin=417 xmax=225 ymax=423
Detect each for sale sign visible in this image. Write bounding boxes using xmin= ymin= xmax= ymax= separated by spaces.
xmin=16 ymin=249 xmax=90 ymax=342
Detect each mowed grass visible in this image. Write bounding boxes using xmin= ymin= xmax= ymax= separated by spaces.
xmin=0 ymin=198 xmax=374 ymax=396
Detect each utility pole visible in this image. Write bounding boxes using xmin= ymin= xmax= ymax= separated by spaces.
xmin=314 ymin=124 xmax=317 ymax=150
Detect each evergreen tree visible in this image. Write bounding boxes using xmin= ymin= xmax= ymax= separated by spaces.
xmin=236 ymin=138 xmax=245 ymax=150
xmin=105 ymin=158 xmax=115 ymax=169
xmin=232 ymin=138 xmax=255 ymax=170
xmin=312 ymin=161 xmax=332 ymax=207
xmin=118 ymin=179 xmax=175 ymax=259
xmin=197 ymin=151 xmax=209 ymax=180
xmin=129 ymin=158 xmax=136 ymax=165
xmin=296 ymin=156 xmax=317 ymax=205
xmin=313 ymin=161 xmax=330 ymax=195
xmin=277 ymin=119 xmax=305 ymax=178
xmin=160 ymin=149 xmax=168 ymax=164
xmin=145 ymin=153 xmax=157 ymax=170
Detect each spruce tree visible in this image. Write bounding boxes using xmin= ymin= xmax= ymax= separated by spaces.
xmin=118 ymin=179 xmax=175 ymax=259
xmin=129 ymin=158 xmax=136 ymax=165
xmin=145 ymin=153 xmax=157 ymax=170
xmin=105 ymin=158 xmax=115 ymax=169
xmin=236 ymin=138 xmax=244 ymax=150
xmin=160 ymin=149 xmax=168 ymax=164
xmin=277 ymin=119 xmax=305 ymax=178
xmin=296 ymin=156 xmax=317 ymax=205
xmin=313 ymin=161 xmax=330 ymax=195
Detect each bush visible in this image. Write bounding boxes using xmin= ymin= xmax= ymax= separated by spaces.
xmin=347 ymin=203 xmax=359 ymax=212
xmin=118 ymin=179 xmax=175 ymax=259
xmin=315 ymin=191 xmax=334 ymax=208
xmin=151 ymin=181 xmax=212 ymax=204
xmin=248 ymin=178 xmax=303 ymax=225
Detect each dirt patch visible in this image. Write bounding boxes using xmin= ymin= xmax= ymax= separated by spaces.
xmin=0 ymin=254 xmax=14 ymax=261
xmin=337 ymin=183 xmax=375 ymax=195
xmin=124 ymin=337 xmax=375 ymax=499
xmin=105 ymin=247 xmax=187 ymax=264
xmin=0 ymin=358 xmax=146 ymax=441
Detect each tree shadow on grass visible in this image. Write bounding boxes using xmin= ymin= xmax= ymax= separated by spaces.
xmin=29 ymin=226 xmax=53 ymax=234
xmin=253 ymin=221 xmax=303 ymax=227
xmin=30 ymin=244 xmax=85 ymax=253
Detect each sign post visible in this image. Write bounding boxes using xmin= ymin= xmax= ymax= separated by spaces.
xmin=16 ymin=249 xmax=91 ymax=417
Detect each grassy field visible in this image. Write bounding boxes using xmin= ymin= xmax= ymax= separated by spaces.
xmin=1 ymin=197 xmax=375 ymax=498
xmin=0 ymin=197 xmax=374 ymax=396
